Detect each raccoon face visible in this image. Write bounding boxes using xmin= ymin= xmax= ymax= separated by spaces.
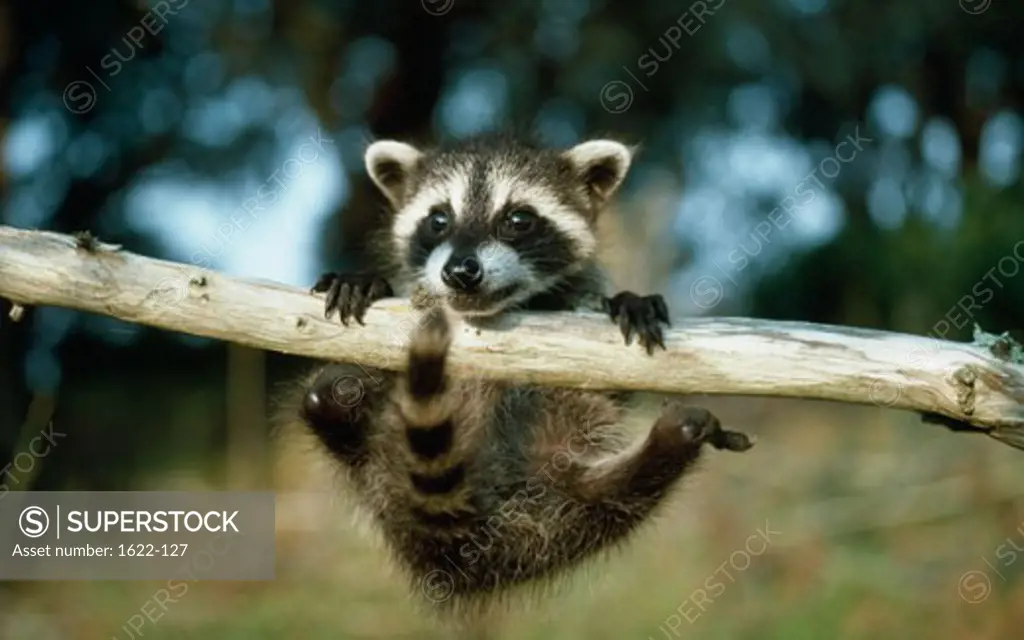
xmin=365 ymin=136 xmax=634 ymax=317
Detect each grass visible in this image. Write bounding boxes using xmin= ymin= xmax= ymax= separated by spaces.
xmin=3 ymin=397 xmax=1024 ymax=639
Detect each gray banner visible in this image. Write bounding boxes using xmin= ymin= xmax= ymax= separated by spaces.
xmin=0 ymin=492 xmax=275 ymax=580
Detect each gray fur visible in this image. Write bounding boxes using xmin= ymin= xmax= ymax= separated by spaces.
xmin=282 ymin=134 xmax=753 ymax=624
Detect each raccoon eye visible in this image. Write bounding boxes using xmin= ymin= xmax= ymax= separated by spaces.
xmin=501 ymin=209 xmax=538 ymax=236
xmin=426 ymin=207 xmax=451 ymax=236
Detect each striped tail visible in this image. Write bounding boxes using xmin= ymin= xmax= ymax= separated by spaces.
xmin=396 ymin=307 xmax=472 ymax=514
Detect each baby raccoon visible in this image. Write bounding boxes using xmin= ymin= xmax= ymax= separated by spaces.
xmin=289 ymin=134 xmax=752 ymax=615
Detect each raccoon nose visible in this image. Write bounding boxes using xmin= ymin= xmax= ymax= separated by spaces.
xmin=441 ymin=254 xmax=484 ymax=292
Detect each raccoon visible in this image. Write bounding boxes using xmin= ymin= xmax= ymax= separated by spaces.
xmin=288 ymin=134 xmax=753 ymax=617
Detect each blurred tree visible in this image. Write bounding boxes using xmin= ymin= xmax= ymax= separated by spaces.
xmin=0 ymin=0 xmax=1021 ymax=488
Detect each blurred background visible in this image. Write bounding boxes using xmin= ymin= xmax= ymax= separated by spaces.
xmin=1 ymin=0 xmax=1024 ymax=637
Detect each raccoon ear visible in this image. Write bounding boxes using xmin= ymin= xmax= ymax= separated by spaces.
xmin=365 ymin=140 xmax=423 ymax=207
xmin=563 ymin=140 xmax=634 ymax=207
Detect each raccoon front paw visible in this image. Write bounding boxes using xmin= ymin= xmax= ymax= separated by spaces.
xmin=604 ymin=291 xmax=670 ymax=355
xmin=311 ymin=273 xmax=393 ymax=325
xmin=656 ymin=401 xmax=754 ymax=452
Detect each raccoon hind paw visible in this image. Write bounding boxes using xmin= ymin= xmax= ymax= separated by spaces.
xmin=655 ymin=401 xmax=754 ymax=452
xmin=298 ymin=365 xmax=379 ymax=461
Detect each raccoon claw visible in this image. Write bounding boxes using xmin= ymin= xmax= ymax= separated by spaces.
xmin=605 ymin=292 xmax=670 ymax=355
xmin=312 ymin=273 xmax=393 ymax=326
xmin=659 ymin=401 xmax=754 ymax=452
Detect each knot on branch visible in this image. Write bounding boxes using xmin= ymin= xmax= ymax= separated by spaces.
xmin=972 ymin=324 xmax=1024 ymax=365
xmin=952 ymin=366 xmax=977 ymax=416
xmin=72 ymin=230 xmax=122 ymax=253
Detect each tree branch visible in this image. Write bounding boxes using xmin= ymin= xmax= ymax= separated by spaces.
xmin=2 ymin=225 xmax=1023 ymax=451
